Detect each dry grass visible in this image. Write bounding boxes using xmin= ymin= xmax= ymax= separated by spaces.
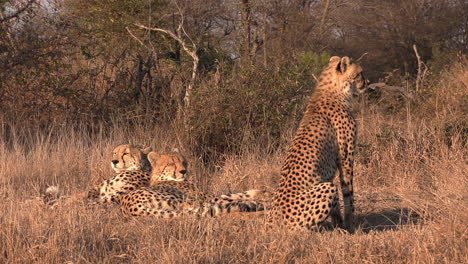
xmin=1 ymin=63 xmax=467 ymax=263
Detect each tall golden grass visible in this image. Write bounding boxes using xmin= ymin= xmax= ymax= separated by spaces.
xmin=0 ymin=62 xmax=466 ymax=263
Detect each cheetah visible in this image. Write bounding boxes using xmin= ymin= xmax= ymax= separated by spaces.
xmin=44 ymin=144 xmax=266 ymax=212
xmin=267 ymin=56 xmax=366 ymax=231
xmin=47 ymin=145 xmax=188 ymax=207
xmin=88 ymin=144 xmax=154 ymax=203
xmin=119 ymin=151 xmax=270 ymax=218
xmin=88 ymin=144 xmax=270 ymax=216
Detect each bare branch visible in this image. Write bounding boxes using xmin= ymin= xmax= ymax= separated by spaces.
xmin=311 ymin=73 xmax=319 ymax=82
xmin=413 ymin=44 xmax=427 ymax=92
xmin=356 ymin=52 xmax=368 ymax=62
xmin=174 ymin=3 xmax=184 ymax=38
xmin=262 ymin=12 xmax=267 ymax=67
xmin=367 ymin=82 xmax=412 ymax=99
xmin=240 ymin=0 xmax=251 ymax=63
xmin=368 ymin=82 xmax=402 ymax=91
xmin=126 ymin=27 xmax=151 ymax=52
xmin=134 ymin=23 xmax=197 ymax=60
xmin=133 ymin=22 xmax=199 ymax=109
xmin=251 ymin=28 xmax=263 ymax=56
xmin=180 ymin=25 xmax=196 ymax=49
xmin=319 ymin=0 xmax=332 ymax=36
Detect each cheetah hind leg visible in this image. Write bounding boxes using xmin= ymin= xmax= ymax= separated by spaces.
xmin=298 ymin=182 xmax=341 ymax=231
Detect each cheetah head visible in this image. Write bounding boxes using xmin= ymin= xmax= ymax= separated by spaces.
xmin=328 ymin=56 xmax=367 ymax=95
xmin=147 ymin=151 xmax=188 ymax=185
xmin=111 ymin=144 xmax=152 ymax=173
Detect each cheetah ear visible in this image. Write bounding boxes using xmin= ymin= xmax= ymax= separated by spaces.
xmin=329 ymin=56 xmax=341 ymax=63
xmin=141 ymin=147 xmax=152 ymax=155
xmin=337 ymin=56 xmax=351 ymax=73
xmin=147 ymin=152 xmax=160 ymax=166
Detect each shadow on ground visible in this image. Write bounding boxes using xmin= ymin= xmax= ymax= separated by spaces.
xmin=357 ymin=208 xmax=421 ymax=232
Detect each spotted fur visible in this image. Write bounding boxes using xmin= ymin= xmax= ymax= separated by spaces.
xmin=267 ymin=56 xmax=366 ymax=231
xmin=88 ymin=144 xmax=153 ymax=203
xmin=120 ymin=151 xmax=270 ymax=218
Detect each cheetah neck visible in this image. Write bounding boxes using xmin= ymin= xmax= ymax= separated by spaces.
xmin=123 ymin=166 xmax=151 ymax=174
xmin=138 ymin=161 xmax=152 ymax=173
xmin=306 ymin=88 xmax=352 ymax=115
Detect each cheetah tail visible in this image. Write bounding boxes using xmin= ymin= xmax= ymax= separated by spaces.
xmin=42 ymin=186 xmax=89 ymax=208
xmin=123 ymin=201 xmax=264 ymax=219
xmin=208 ymin=200 xmax=265 ymax=215
xmin=43 ymin=186 xmax=61 ymax=205
xmin=214 ymin=189 xmax=273 ymax=202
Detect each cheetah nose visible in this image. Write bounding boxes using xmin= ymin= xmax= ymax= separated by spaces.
xmin=112 ymin=160 xmax=119 ymax=165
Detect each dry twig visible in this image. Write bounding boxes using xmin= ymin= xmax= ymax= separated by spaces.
xmin=133 ymin=21 xmax=199 ymax=110
xmin=413 ymin=44 xmax=428 ymax=92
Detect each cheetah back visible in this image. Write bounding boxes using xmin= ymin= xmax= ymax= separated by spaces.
xmin=268 ymin=56 xmax=365 ymax=231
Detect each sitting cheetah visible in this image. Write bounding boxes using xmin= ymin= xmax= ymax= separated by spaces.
xmin=120 ymin=151 xmax=270 ymax=217
xmin=267 ymin=56 xmax=366 ymax=231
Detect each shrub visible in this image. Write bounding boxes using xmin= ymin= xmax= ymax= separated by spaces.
xmin=186 ymin=52 xmax=330 ymax=160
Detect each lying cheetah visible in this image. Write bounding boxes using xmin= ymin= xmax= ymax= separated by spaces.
xmin=267 ymin=56 xmax=366 ymax=231
xmin=88 ymin=144 xmax=154 ymax=203
xmin=44 ymin=145 xmax=190 ymax=207
xmin=120 ymin=151 xmax=270 ymax=217
xmin=88 ymin=144 xmax=269 ymax=217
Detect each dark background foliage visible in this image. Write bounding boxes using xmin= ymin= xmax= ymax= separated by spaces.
xmin=1 ymin=0 xmax=466 ymax=158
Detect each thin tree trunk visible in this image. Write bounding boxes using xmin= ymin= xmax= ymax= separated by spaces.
xmin=240 ymin=0 xmax=251 ymax=63
xmin=319 ymin=0 xmax=332 ymax=36
xmin=263 ymin=13 xmax=267 ymax=67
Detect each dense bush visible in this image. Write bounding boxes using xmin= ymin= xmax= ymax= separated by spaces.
xmin=0 ymin=0 xmax=466 ymax=159
xmin=187 ymin=52 xmax=330 ymax=158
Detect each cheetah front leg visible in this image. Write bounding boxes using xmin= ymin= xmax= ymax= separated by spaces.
xmin=330 ymin=192 xmax=343 ymax=228
xmin=338 ymin=139 xmax=356 ymax=232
